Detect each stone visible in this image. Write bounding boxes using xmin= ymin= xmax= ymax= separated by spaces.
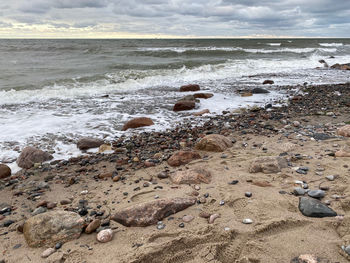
xmin=182 ymin=215 xmax=194 ymax=223
xmin=98 ymin=144 xmax=112 ymax=153
xmin=344 ymin=245 xmax=350 ymax=256
xmin=32 ymin=206 xmax=47 ymax=216
xmin=167 ymin=151 xmax=201 ymax=167
xmin=96 ymin=229 xmax=113 ymax=243
xmin=209 ymin=214 xmax=220 ymax=224
xmin=16 ymin=147 xmax=53 ymax=169
xmin=293 ymin=187 xmax=306 ymax=196
xmin=313 ymin=133 xmax=331 ymax=141
xmin=263 ymin=80 xmax=274 ymax=85
xmin=249 ymin=156 xmax=287 ymax=174
xmin=335 ymin=150 xmax=350 ymax=157
xmin=195 ymin=134 xmax=233 ymax=152
xmin=298 ymin=197 xmax=337 ymax=218
xmin=85 ymin=219 xmax=101 ymax=234
xmin=0 ymin=164 xmax=11 ymax=179
xmin=180 ymin=84 xmax=200 ymax=92
xmin=170 ymin=167 xmax=211 ymax=184
xmin=307 ymin=190 xmax=325 ymax=199
xmin=173 ymin=101 xmax=195 ymax=112
xmin=77 ymin=138 xmax=104 ymax=150
xmin=193 ymin=109 xmax=210 ymax=116
xmin=122 ymin=117 xmax=154 ymax=131
xmin=193 ymin=93 xmax=214 ymax=99
xmin=23 ymin=211 xmax=83 ymax=248
xmin=290 ymin=254 xmax=330 ymax=263
xmin=41 ymin=248 xmax=56 ymax=258
xmin=111 ymin=197 xmax=196 ymax=227
xmin=251 ymin=87 xmax=270 ymax=94
xmin=337 ymin=125 xmax=350 ymax=137
xmin=242 ymin=218 xmax=253 ymax=224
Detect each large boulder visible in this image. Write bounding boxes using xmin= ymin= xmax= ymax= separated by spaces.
xmin=77 ymin=138 xmax=104 ymax=150
xmin=170 ymin=167 xmax=211 ymax=184
xmin=337 ymin=125 xmax=350 ymax=137
xmin=180 ymin=84 xmax=200 ymax=92
xmin=122 ymin=117 xmax=154 ymax=131
xmin=249 ymin=156 xmax=288 ymax=174
xmin=193 ymin=93 xmax=214 ymax=99
xmin=167 ymin=151 xmax=201 ymax=167
xmin=298 ymin=197 xmax=337 ymax=218
xmin=173 ymin=101 xmax=195 ymax=112
xmin=111 ymin=197 xmax=196 ymax=227
xmin=16 ymin=147 xmax=53 ymax=169
xmin=23 ymin=211 xmax=84 ymax=247
xmin=0 ymin=164 xmax=11 ymax=179
xmin=195 ymin=134 xmax=233 ymax=152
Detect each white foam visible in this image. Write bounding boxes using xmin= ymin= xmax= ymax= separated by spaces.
xmin=319 ymin=43 xmax=343 ymax=47
xmin=267 ymin=43 xmax=281 ymax=46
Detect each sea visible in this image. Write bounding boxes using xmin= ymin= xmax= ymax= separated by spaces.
xmin=1 ymin=38 xmax=350 ymax=169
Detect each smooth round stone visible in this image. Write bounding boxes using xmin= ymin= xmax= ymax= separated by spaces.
xmin=41 ymin=248 xmax=55 ymax=258
xmin=326 ymin=175 xmax=335 ymax=181
xmin=157 ymin=224 xmax=165 ymax=230
xmin=219 ymin=200 xmax=225 ymax=206
xmin=293 ymin=187 xmax=306 ymax=196
xmin=55 ymin=242 xmax=62 ymax=250
xmin=242 ymin=218 xmax=253 ymax=224
xmin=96 ymin=229 xmax=113 ymax=243
xmin=182 ymin=215 xmax=194 ymax=223
xmin=178 ymin=223 xmax=185 ymax=228
xmin=308 ymin=190 xmax=325 ymax=199
xmin=228 ymin=180 xmax=239 ymax=185
xmin=345 ymin=245 xmax=350 ymax=255
xmin=245 ymin=192 xmax=252 ymax=198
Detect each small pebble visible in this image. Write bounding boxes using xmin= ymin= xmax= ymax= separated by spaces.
xmin=96 ymin=229 xmax=113 ymax=243
xmin=228 ymin=180 xmax=239 ymax=185
xmin=219 ymin=200 xmax=225 ymax=206
xmin=245 ymin=192 xmax=252 ymax=198
xmin=178 ymin=223 xmax=185 ymax=228
xmin=55 ymin=242 xmax=62 ymax=250
xmin=41 ymin=248 xmax=56 ymax=258
xmin=209 ymin=214 xmax=220 ymax=224
xmin=242 ymin=218 xmax=253 ymax=224
xmin=182 ymin=215 xmax=194 ymax=223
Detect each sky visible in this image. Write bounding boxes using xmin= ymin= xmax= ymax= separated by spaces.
xmin=0 ymin=0 xmax=349 ymax=38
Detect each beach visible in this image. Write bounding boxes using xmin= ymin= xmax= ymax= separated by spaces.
xmin=1 ymin=81 xmax=350 ymax=262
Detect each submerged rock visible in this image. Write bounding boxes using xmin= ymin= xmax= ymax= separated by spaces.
xmin=111 ymin=197 xmax=196 ymax=227
xmin=298 ymin=197 xmax=337 ymax=218
xmin=195 ymin=134 xmax=233 ymax=152
xmin=17 ymin=146 xmax=53 ymax=169
xmin=173 ymin=101 xmax=196 ymax=112
xmin=170 ymin=167 xmax=211 ymax=184
xmin=180 ymin=84 xmax=200 ymax=92
xmin=251 ymin=87 xmax=270 ymax=94
xmin=77 ymin=138 xmax=104 ymax=150
xmin=193 ymin=93 xmax=214 ymax=99
xmin=122 ymin=117 xmax=154 ymax=131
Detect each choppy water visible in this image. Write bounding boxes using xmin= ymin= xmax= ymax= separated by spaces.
xmin=1 ymin=38 xmax=350 ymax=165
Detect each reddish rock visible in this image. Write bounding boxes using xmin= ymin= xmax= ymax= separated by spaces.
xmin=85 ymin=219 xmax=100 ymax=234
xmin=16 ymin=147 xmax=53 ymax=169
xmin=180 ymin=84 xmax=200 ymax=92
xmin=193 ymin=109 xmax=210 ymax=116
xmin=337 ymin=125 xmax=350 ymax=137
xmin=291 ymin=254 xmax=330 ymax=263
xmin=111 ymin=197 xmax=196 ymax=227
xmin=193 ymin=93 xmax=214 ymax=99
xmin=331 ymin=63 xmax=350 ymax=70
xmin=170 ymin=167 xmax=211 ymax=184
xmin=77 ymin=138 xmax=104 ymax=150
xmin=173 ymin=101 xmax=195 ymax=112
xmin=249 ymin=156 xmax=287 ymax=174
xmin=122 ymin=117 xmax=154 ymax=131
xmin=195 ymin=134 xmax=233 ymax=152
xmin=167 ymin=151 xmax=201 ymax=167
xmin=335 ymin=150 xmax=350 ymax=157
xmin=263 ymin=80 xmax=274 ymax=85
xmin=0 ymin=164 xmax=11 ymax=179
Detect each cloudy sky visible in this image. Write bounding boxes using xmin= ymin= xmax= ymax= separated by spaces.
xmin=0 ymin=0 xmax=349 ymax=38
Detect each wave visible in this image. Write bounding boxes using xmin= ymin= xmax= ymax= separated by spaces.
xmin=267 ymin=43 xmax=281 ymax=46
xmin=319 ymin=43 xmax=343 ymax=47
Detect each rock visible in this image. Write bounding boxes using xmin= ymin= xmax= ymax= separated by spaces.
xmin=178 ymin=95 xmax=198 ymax=102
xmin=242 ymin=218 xmax=253 ymax=224
xmin=180 ymin=84 xmax=200 ymax=92
xmin=331 ymin=63 xmax=350 ymax=70
xmin=241 ymin=92 xmax=253 ymax=97
xmin=167 ymin=151 xmax=201 ymax=167
xmin=251 ymin=87 xmax=270 ymax=94
xmin=111 ymin=197 xmax=196 ymax=227
xmin=313 ymin=133 xmax=331 ymax=141
xmin=344 ymin=245 xmax=350 ymax=255
xmin=0 ymin=164 xmax=11 ymax=179
xmin=293 ymin=187 xmax=306 ymax=196
xmin=195 ymin=134 xmax=233 ymax=152
xmin=77 ymin=138 xmax=104 ymax=150
xmin=182 ymin=215 xmax=194 ymax=223
xmin=209 ymin=214 xmax=220 ymax=224
xmin=96 ymin=229 xmax=113 ymax=243
xmin=307 ymin=190 xmax=325 ymax=199
xmin=249 ymin=156 xmax=287 ymax=174
xmin=16 ymin=147 xmax=53 ymax=169
xmin=41 ymin=248 xmax=56 ymax=258
xmin=23 ymin=211 xmax=83 ymax=248
xmin=98 ymin=144 xmax=112 ymax=153
xmin=85 ymin=219 xmax=101 ymax=234
xmin=199 ymin=211 xmax=211 ymax=218
xmin=173 ymin=101 xmax=195 ymax=112
xmin=263 ymin=80 xmax=274 ymax=85
xmin=193 ymin=93 xmax=214 ymax=99
xmin=193 ymin=109 xmax=210 ymax=116
xmin=335 ymin=150 xmax=350 ymax=157
xmin=122 ymin=117 xmax=154 ymax=131
xmin=298 ymin=197 xmax=337 ymax=218
xmin=290 ymin=254 xmax=330 ymax=263
xmin=337 ymin=125 xmax=350 ymax=137
xmin=32 ymin=206 xmax=47 ymax=216
xmin=170 ymin=167 xmax=211 ymax=184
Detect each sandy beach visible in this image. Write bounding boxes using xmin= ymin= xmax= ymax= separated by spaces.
xmin=1 ymin=83 xmax=350 ymax=263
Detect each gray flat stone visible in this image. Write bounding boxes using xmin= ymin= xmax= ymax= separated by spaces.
xmin=299 ymin=197 xmax=337 ymax=218
xmin=307 ymin=190 xmax=325 ymax=199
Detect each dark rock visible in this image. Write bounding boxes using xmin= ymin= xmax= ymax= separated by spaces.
xmin=193 ymin=93 xmax=214 ymax=99
xmin=111 ymin=197 xmax=196 ymax=227
xmin=251 ymin=87 xmax=270 ymax=94
xmin=263 ymin=80 xmax=274 ymax=85
xmin=16 ymin=147 xmax=53 ymax=169
xmin=77 ymin=138 xmax=104 ymax=150
xmin=122 ymin=117 xmax=154 ymax=131
xmin=298 ymin=197 xmax=337 ymax=218
xmin=307 ymin=190 xmax=325 ymax=199
xmin=313 ymin=133 xmax=331 ymax=141
xmin=180 ymin=84 xmax=200 ymax=92
xmin=173 ymin=101 xmax=195 ymax=112
xmin=0 ymin=164 xmax=11 ymax=179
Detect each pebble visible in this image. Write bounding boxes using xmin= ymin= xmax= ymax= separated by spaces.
xmin=55 ymin=242 xmax=62 ymax=250
xmin=157 ymin=222 xmax=165 ymax=230
xmin=178 ymin=223 xmax=185 ymax=228
xmin=182 ymin=215 xmax=194 ymax=223
xmin=41 ymin=248 xmax=56 ymax=258
xmin=32 ymin=206 xmax=47 ymax=216
xmin=208 ymin=214 xmax=220 ymax=224
xmin=326 ymin=175 xmax=335 ymax=181
xmin=242 ymin=218 xmax=253 ymax=224
xmin=80 ymin=190 xmax=89 ymax=195
xmin=307 ymin=190 xmax=325 ymax=199
xmin=199 ymin=211 xmax=211 ymax=218
xmin=293 ymin=187 xmax=306 ymax=196
xmin=228 ymin=180 xmax=239 ymax=185
xmin=344 ymin=245 xmax=350 ymax=255
xmin=85 ymin=219 xmax=101 ymax=234
xmin=96 ymin=229 xmax=113 ymax=243
xmin=219 ymin=200 xmax=225 ymax=206
xmin=245 ymin=192 xmax=252 ymax=198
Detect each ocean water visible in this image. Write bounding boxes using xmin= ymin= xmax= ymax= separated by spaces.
xmin=1 ymin=38 xmax=350 ymax=165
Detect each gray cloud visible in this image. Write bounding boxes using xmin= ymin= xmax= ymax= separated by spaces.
xmin=1 ymin=0 xmax=350 ymax=37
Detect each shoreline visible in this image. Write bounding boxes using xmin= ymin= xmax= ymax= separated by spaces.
xmin=1 ymin=82 xmax=350 ymax=262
